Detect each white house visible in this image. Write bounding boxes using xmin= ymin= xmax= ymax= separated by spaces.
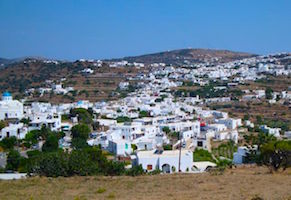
xmin=135 ymin=149 xmax=193 ymax=173
xmin=0 ymin=92 xmax=23 ymax=120
xmin=259 ymin=125 xmax=281 ymax=138
xmin=108 ymin=139 xmax=132 ymax=156
xmin=217 ymin=118 xmax=242 ymax=130
xmin=0 ymin=123 xmax=28 ymax=140
xmin=29 ymin=112 xmax=61 ymax=132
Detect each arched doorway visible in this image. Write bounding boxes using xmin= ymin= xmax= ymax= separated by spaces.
xmin=162 ymin=164 xmax=170 ymax=173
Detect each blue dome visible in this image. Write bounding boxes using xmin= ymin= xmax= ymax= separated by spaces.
xmin=2 ymin=92 xmax=11 ymax=97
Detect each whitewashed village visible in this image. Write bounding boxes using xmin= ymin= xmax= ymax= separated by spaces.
xmin=0 ymin=52 xmax=291 ymax=178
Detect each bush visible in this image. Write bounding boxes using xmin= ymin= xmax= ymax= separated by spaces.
xmin=162 ymin=127 xmax=171 ymax=134
xmin=139 ymin=110 xmax=149 ymax=118
xmin=24 ymin=130 xmax=40 ymax=147
xmin=28 ymin=151 xmax=70 ymax=177
xmin=104 ymin=161 xmax=125 ymax=176
xmin=6 ymin=149 xmax=21 ymax=171
xmin=148 ymin=169 xmax=161 ymax=175
xmin=194 ymin=149 xmax=215 ymax=162
xmin=131 ymin=144 xmax=137 ymax=151
xmin=96 ymin=188 xmax=106 ymax=194
xmin=71 ymin=124 xmax=90 ymax=140
xmin=27 ymin=150 xmax=41 ymax=158
xmin=68 ymin=150 xmax=98 ymax=176
xmin=163 ymin=144 xmax=172 ymax=150
xmin=116 ymin=116 xmax=131 ymax=123
xmin=71 ymin=138 xmax=89 ymax=150
xmin=70 ymin=108 xmax=93 ymax=125
xmin=27 ymin=146 xmax=127 ymax=177
xmin=0 ymin=136 xmax=17 ymax=150
xmin=125 ymin=165 xmax=144 ymax=176
xmin=42 ymin=134 xmax=59 ymax=152
xmin=261 ymin=140 xmax=291 ymax=171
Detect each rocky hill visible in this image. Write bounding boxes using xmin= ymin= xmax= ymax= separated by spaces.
xmin=110 ymin=48 xmax=256 ymax=65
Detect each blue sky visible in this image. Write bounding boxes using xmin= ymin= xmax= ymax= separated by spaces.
xmin=0 ymin=0 xmax=291 ymax=60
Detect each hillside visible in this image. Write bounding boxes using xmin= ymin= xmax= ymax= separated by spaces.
xmin=111 ymin=48 xmax=256 ymax=65
xmin=0 ymin=167 xmax=290 ymax=200
xmin=0 ymin=59 xmax=143 ymax=103
xmin=0 ymin=58 xmax=16 ymax=68
xmin=0 ymin=48 xmax=256 ymax=102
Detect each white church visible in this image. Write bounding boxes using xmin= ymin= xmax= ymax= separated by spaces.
xmin=0 ymin=92 xmax=23 ymax=120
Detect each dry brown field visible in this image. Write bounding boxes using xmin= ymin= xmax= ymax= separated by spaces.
xmin=1 ymin=166 xmax=291 ymax=200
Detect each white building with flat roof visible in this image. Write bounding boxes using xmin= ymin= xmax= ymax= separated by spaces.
xmin=0 ymin=92 xmax=23 ymax=120
xmin=135 ymin=149 xmax=193 ymax=173
xmin=0 ymin=123 xmax=27 ymax=140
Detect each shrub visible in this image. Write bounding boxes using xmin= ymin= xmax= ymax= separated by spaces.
xmin=0 ymin=136 xmax=17 ymax=150
xmin=6 ymin=149 xmax=21 ymax=171
xmin=96 ymin=188 xmax=106 ymax=194
xmin=194 ymin=149 xmax=215 ymax=162
xmin=42 ymin=134 xmax=59 ymax=152
xmin=70 ymin=108 xmax=93 ymax=125
xmin=126 ymin=165 xmax=144 ymax=176
xmin=116 ymin=116 xmax=131 ymax=123
xmin=163 ymin=144 xmax=172 ymax=150
xmin=71 ymin=124 xmax=90 ymax=140
xmin=261 ymin=140 xmax=291 ymax=171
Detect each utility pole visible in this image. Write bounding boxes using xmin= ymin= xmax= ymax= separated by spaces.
xmin=178 ymin=132 xmax=182 ymax=172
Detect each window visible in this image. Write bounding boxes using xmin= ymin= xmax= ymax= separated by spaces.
xmin=147 ymin=165 xmax=152 ymax=170
xmin=197 ymin=141 xmax=203 ymax=147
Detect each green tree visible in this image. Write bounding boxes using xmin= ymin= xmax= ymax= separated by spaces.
xmin=163 ymin=144 xmax=172 ymax=150
xmin=139 ymin=110 xmax=149 ymax=118
xmin=131 ymin=144 xmax=137 ymax=151
xmin=28 ymin=151 xmax=70 ymax=177
xmin=71 ymin=124 xmax=90 ymax=140
xmin=116 ymin=116 xmax=131 ymax=123
xmin=42 ymin=134 xmax=59 ymax=152
xmin=256 ymin=132 xmax=277 ymax=150
xmin=68 ymin=149 xmax=98 ymax=176
xmin=6 ymin=149 xmax=21 ymax=171
xmin=162 ymin=126 xmax=171 ymax=134
xmin=265 ymin=87 xmax=273 ymax=100
xmin=243 ymin=114 xmax=250 ymax=121
xmin=71 ymin=138 xmax=88 ymax=149
xmin=70 ymin=108 xmax=93 ymax=125
xmin=24 ymin=130 xmax=40 ymax=148
xmin=261 ymin=140 xmax=291 ymax=171
xmin=39 ymin=125 xmax=52 ymax=140
xmin=0 ymin=136 xmax=17 ymax=150
xmin=256 ymin=115 xmax=263 ymax=124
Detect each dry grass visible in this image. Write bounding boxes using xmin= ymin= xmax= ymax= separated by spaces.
xmin=0 ymin=166 xmax=291 ymax=200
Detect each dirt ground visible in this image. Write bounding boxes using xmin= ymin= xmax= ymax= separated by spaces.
xmin=0 ymin=166 xmax=291 ymax=200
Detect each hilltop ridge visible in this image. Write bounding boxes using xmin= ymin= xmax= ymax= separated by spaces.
xmin=109 ymin=48 xmax=256 ymax=65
